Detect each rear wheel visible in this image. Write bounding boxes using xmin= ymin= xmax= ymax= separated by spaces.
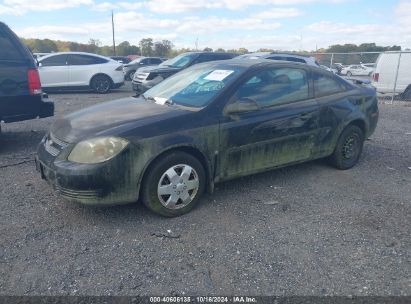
xmin=91 ymin=75 xmax=112 ymax=94
xmin=329 ymin=125 xmax=364 ymax=170
xmin=141 ymin=151 xmax=206 ymax=217
xmin=347 ymin=71 xmax=352 ymax=77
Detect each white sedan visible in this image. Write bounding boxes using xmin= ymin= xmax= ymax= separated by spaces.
xmin=38 ymin=52 xmax=124 ymax=93
xmin=341 ymin=64 xmax=374 ymax=77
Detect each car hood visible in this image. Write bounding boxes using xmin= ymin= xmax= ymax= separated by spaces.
xmin=51 ymin=97 xmax=187 ymax=143
xmin=138 ymin=65 xmax=182 ymax=74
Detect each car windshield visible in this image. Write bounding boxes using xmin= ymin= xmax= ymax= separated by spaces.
xmin=130 ymin=58 xmax=143 ymax=64
xmin=160 ymin=53 xmax=197 ymax=68
xmin=143 ymin=64 xmax=243 ymax=109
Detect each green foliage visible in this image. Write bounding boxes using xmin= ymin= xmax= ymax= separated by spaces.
xmin=154 ymin=40 xmax=173 ymax=57
xmin=116 ymin=41 xmax=140 ymax=56
xmin=326 ymin=43 xmax=401 ymax=53
xmin=139 ymin=38 xmax=154 ymax=56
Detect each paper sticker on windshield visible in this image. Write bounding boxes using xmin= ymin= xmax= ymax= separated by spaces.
xmin=154 ymin=97 xmax=169 ymax=105
xmin=204 ymin=70 xmax=234 ymax=81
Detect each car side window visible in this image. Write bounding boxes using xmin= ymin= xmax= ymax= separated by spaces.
xmin=40 ymin=54 xmax=68 ymax=66
xmin=68 ymin=54 xmax=107 ymax=65
xmin=314 ymin=72 xmax=346 ymax=97
xmin=193 ymin=54 xmax=213 ymax=64
xmin=232 ymin=68 xmax=309 ymax=108
xmin=285 ymin=57 xmax=306 ymax=64
xmin=267 ymin=56 xmax=284 ymax=61
xmin=150 ymin=58 xmax=162 ymax=64
xmin=0 ymin=28 xmax=22 ymax=61
xmin=140 ymin=58 xmax=150 ymax=64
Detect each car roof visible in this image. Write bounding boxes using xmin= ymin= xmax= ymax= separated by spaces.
xmin=181 ymin=51 xmax=236 ymax=56
xmin=38 ymin=52 xmax=112 ymax=61
xmin=197 ymin=58 xmax=309 ymax=69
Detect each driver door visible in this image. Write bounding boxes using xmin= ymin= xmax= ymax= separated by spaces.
xmin=217 ymin=66 xmax=320 ymax=180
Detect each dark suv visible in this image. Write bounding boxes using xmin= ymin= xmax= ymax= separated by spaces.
xmin=0 ymin=22 xmax=54 ymax=129
xmin=123 ymin=57 xmax=164 ymax=81
xmin=132 ymin=52 xmax=236 ymax=93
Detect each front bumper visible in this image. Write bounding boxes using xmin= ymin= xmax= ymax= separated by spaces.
xmin=131 ymin=81 xmax=150 ymax=93
xmin=39 ymin=95 xmax=54 ymax=118
xmin=35 ymin=137 xmax=140 ymax=206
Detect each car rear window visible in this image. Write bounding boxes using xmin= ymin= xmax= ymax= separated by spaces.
xmin=0 ymin=27 xmax=23 ymax=61
xmin=314 ymin=72 xmax=346 ymax=97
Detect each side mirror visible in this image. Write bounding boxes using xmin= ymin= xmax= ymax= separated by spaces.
xmin=225 ymin=98 xmax=260 ymax=114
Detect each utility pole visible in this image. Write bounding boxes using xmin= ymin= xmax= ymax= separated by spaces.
xmin=112 ymin=10 xmax=116 ymax=56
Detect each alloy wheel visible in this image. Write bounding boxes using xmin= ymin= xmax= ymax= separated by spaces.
xmin=157 ymin=164 xmax=199 ymax=209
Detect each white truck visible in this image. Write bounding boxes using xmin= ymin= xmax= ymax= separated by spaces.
xmin=371 ymin=51 xmax=411 ymax=99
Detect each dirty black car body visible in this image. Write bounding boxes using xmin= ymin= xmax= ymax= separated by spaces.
xmin=36 ymin=59 xmax=378 ymax=217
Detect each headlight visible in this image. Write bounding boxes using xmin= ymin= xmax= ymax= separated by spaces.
xmin=68 ymin=137 xmax=129 ymax=164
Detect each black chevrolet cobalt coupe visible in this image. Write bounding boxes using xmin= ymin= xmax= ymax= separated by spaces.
xmin=36 ymin=59 xmax=378 ymax=217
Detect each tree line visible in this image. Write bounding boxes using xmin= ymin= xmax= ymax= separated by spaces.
xmin=20 ymin=37 xmax=402 ymax=58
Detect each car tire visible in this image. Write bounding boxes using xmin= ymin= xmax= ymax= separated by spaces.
xmin=91 ymin=75 xmax=112 ymax=94
xmin=126 ymin=70 xmax=136 ymax=81
xmin=346 ymin=71 xmax=352 ymax=77
xmin=141 ymin=151 xmax=206 ymax=217
xmin=329 ymin=125 xmax=364 ymax=170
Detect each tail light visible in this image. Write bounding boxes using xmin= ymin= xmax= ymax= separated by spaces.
xmin=115 ymin=65 xmax=123 ymax=71
xmin=372 ymin=73 xmax=379 ymax=82
xmin=27 ymin=69 xmax=42 ymax=95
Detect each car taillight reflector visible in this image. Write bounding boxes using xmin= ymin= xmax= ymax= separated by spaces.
xmin=372 ymin=73 xmax=379 ymax=82
xmin=28 ymin=69 xmax=42 ymax=95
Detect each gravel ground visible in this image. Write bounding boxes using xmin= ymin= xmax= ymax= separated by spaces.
xmin=0 ymin=82 xmax=410 ymax=296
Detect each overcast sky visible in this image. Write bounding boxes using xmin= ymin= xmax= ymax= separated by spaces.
xmin=1 ymin=0 xmax=410 ymax=51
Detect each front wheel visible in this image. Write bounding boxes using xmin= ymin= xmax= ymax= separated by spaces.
xmin=91 ymin=75 xmax=112 ymax=94
xmin=141 ymin=151 xmax=206 ymax=217
xmin=329 ymin=125 xmax=364 ymax=170
xmin=346 ymin=71 xmax=352 ymax=77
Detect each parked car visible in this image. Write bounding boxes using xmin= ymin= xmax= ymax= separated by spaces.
xmin=332 ymin=63 xmax=345 ymax=75
xmin=0 ymin=22 xmax=53 ymax=129
xmin=33 ymin=52 xmax=51 ymax=60
xmin=238 ymin=52 xmax=320 ymax=67
xmin=123 ymin=57 xmax=164 ymax=81
xmin=132 ymin=52 xmax=236 ymax=93
xmin=341 ymin=64 xmax=374 ymax=77
xmin=320 ymin=65 xmax=338 ymax=73
xmin=372 ymin=52 xmax=411 ymax=99
xmin=36 ymin=59 xmax=378 ymax=217
xmin=37 ymin=52 xmax=124 ymax=94
xmin=110 ymin=56 xmax=131 ymax=64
